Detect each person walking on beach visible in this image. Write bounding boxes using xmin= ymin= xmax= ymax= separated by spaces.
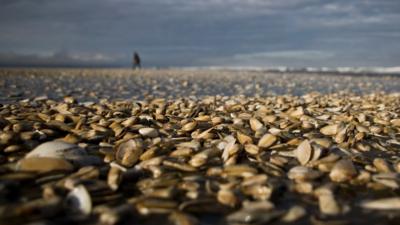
xmin=133 ymin=52 xmax=141 ymax=69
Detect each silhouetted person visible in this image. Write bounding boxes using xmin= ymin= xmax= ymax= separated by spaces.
xmin=133 ymin=52 xmax=141 ymax=69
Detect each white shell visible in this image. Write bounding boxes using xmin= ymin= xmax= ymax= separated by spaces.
xmin=360 ymin=197 xmax=400 ymax=210
xmin=66 ymin=185 xmax=92 ymax=215
xmin=26 ymin=140 xmax=86 ymax=160
xmin=288 ymin=166 xmax=321 ymax=181
xmin=139 ymin=127 xmax=158 ymax=138
xmin=295 ymin=140 xmax=312 ymax=165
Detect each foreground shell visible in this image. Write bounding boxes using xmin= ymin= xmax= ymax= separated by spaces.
xmin=226 ymin=201 xmax=282 ymax=224
xmin=329 ymin=159 xmax=357 ymax=182
xmin=65 ymin=184 xmax=92 ymax=215
xmin=16 ymin=157 xmax=74 ymax=173
xmin=360 ymin=197 xmax=400 ymax=210
xmin=25 ymin=140 xmax=87 ymax=160
xmin=288 ymin=166 xmax=322 ymax=181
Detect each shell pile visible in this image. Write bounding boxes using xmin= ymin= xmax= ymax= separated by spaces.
xmin=1 ymin=69 xmax=400 ymax=224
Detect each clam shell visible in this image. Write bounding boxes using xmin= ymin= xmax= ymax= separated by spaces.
xmin=66 ymin=184 xmax=92 ymax=215
xmin=115 ymin=139 xmax=143 ymax=167
xmin=217 ymin=189 xmax=237 ymax=207
xmin=360 ymin=197 xmax=400 ymax=210
xmin=281 ymin=205 xmax=306 ymax=222
xmin=373 ymin=158 xmax=392 ymax=173
xmin=237 ymin=132 xmax=253 ymax=145
xmin=257 ymin=134 xmax=277 ymax=148
xmin=390 ymin=119 xmax=400 ymax=127
xmin=317 ymin=192 xmax=340 ymax=215
xmin=249 ymin=118 xmax=263 ymax=131
xmin=169 ymin=211 xmax=199 ymax=225
xmin=139 ymin=127 xmax=158 ymax=138
xmin=320 ymin=124 xmax=339 ymax=136
xmin=288 ymin=166 xmax=321 ymax=181
xmin=16 ymin=157 xmax=74 ymax=173
xmin=25 ymin=140 xmax=86 ymax=160
xmin=181 ymin=121 xmax=197 ymax=132
xmin=227 ymin=201 xmax=282 ymax=224
xmin=329 ymin=159 xmax=357 ymax=182
xmin=295 ymin=140 xmax=312 ymax=165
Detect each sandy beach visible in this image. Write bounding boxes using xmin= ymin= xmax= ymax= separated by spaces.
xmin=1 ymin=68 xmax=400 ymax=225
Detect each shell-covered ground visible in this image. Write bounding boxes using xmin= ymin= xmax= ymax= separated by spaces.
xmin=1 ymin=69 xmax=400 ymax=225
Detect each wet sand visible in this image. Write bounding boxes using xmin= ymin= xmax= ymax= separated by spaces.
xmin=1 ymin=68 xmax=400 ymax=225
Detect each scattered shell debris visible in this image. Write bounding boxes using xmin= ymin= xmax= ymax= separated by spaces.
xmin=1 ymin=69 xmax=400 ymax=224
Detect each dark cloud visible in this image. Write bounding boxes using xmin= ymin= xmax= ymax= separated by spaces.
xmin=0 ymin=0 xmax=399 ymax=67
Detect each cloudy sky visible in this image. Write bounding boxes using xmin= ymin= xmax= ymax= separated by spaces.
xmin=0 ymin=0 xmax=399 ymax=68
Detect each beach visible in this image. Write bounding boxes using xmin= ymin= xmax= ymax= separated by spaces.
xmin=1 ymin=68 xmax=400 ymax=225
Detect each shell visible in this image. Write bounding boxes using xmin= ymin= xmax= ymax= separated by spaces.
xmin=244 ymin=144 xmax=260 ymax=155
xmin=329 ymin=159 xmax=357 ymax=182
xmin=320 ymin=124 xmax=339 ymax=136
xmin=115 ymin=139 xmax=143 ymax=167
xmin=257 ymin=134 xmax=277 ymax=148
xmin=227 ymin=201 xmax=282 ymax=224
xmin=249 ymin=118 xmax=263 ymax=131
xmin=169 ymin=211 xmax=199 ymax=225
xmin=25 ymin=140 xmax=86 ymax=160
xmin=288 ymin=166 xmax=321 ymax=181
xmin=237 ymin=132 xmax=253 ymax=145
xmin=295 ymin=140 xmax=312 ymax=165
xmin=360 ymin=197 xmax=400 ymax=210
xmin=281 ymin=205 xmax=306 ymax=222
xmin=181 ymin=121 xmax=197 ymax=132
xmin=138 ymin=127 xmax=158 ymax=138
xmin=16 ymin=157 xmax=74 ymax=173
xmin=217 ymin=189 xmax=237 ymax=207
xmin=315 ymin=186 xmax=340 ymax=215
xmin=108 ymin=165 xmax=124 ymax=191
xmin=65 ymin=185 xmax=92 ymax=215
xmin=373 ymin=158 xmax=392 ymax=173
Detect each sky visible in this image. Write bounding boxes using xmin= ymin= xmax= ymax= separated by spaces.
xmin=0 ymin=0 xmax=399 ymax=68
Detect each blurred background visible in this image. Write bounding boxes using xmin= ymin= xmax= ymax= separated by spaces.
xmin=0 ymin=0 xmax=399 ymax=69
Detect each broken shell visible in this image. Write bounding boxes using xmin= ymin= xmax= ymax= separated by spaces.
xmin=320 ymin=124 xmax=339 ymax=136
